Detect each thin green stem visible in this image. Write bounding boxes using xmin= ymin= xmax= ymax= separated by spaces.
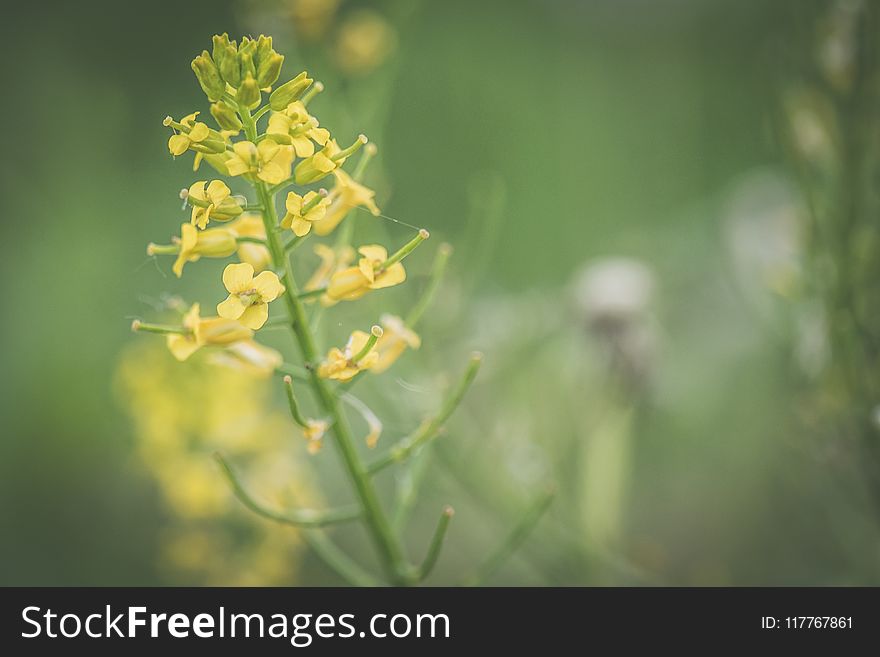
xmin=282 ymin=375 xmax=309 ymax=427
xmin=235 ymin=235 xmax=267 ymax=246
xmin=416 ymin=506 xmax=454 ymax=582
xmin=380 ymin=229 xmax=429 ymax=270
xmin=252 ymin=104 xmax=271 ymax=123
xmin=462 ymin=486 xmax=556 ymax=587
xmin=352 ymin=326 xmax=382 ymax=362
xmin=239 ymin=100 xmax=410 ymax=584
xmin=303 ymin=531 xmax=380 ymax=587
xmin=297 ymin=287 xmax=326 ymax=300
xmin=215 ymin=453 xmax=362 ymax=527
xmin=368 ymin=353 xmax=482 ymax=474
xmin=407 ymin=243 xmax=453 ymax=328
xmin=130 ymin=320 xmax=188 ymax=335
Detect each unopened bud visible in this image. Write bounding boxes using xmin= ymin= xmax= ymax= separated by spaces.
xmin=191 ymin=51 xmax=225 ymax=102
xmin=269 ymin=71 xmax=313 ymax=110
xmin=236 ymin=74 xmax=261 ymax=108
xmin=257 ymin=52 xmax=284 ymax=88
xmin=210 ymin=101 xmax=242 ymax=131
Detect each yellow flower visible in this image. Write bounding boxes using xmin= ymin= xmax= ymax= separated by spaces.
xmin=317 ymin=329 xmax=380 ymax=381
xmin=166 ymin=303 xmax=253 ymax=361
xmin=302 ymin=418 xmax=329 ymax=454
xmin=325 ymin=244 xmax=405 ymax=303
xmin=217 ymin=263 xmax=285 ymax=330
xmin=280 ymin=190 xmax=330 ymax=236
xmin=193 ymin=129 xmax=238 ymax=174
xmin=303 ymin=244 xmax=355 ymax=303
xmin=334 ymin=9 xmax=397 ymax=76
xmin=187 ymin=180 xmax=242 ymax=229
xmin=312 ymin=169 xmax=380 ymax=236
xmin=226 ymin=139 xmax=294 ymax=185
xmin=266 ymin=101 xmax=331 ymax=158
xmin=165 ymin=112 xmax=210 ymax=156
xmin=208 ymin=339 xmax=283 ymax=378
xmin=171 ymin=223 xmax=237 ymax=278
xmin=294 ymin=135 xmax=366 ymax=185
xmin=227 ymin=213 xmax=271 ymax=272
xmin=371 ymin=314 xmax=421 ymax=373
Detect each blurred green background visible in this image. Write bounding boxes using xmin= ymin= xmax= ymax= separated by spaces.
xmin=2 ymin=0 xmax=879 ymax=585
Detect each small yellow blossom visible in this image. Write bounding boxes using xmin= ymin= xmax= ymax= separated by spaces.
xmin=208 ymin=339 xmax=283 ymax=378
xmin=303 ymin=244 xmax=355 ymax=303
xmin=313 ymin=169 xmax=380 ymax=236
xmin=317 ymin=329 xmax=380 ymax=381
xmin=227 ymin=213 xmax=271 ymax=272
xmin=302 ymin=418 xmax=329 ymax=454
xmin=371 ymin=314 xmax=421 ymax=373
xmin=166 ymin=112 xmax=210 ymax=156
xmin=267 ymin=101 xmax=331 ymax=157
xmin=217 ymin=262 xmax=285 ymax=330
xmin=334 ymin=9 xmax=397 ymax=76
xmin=187 ymin=180 xmax=242 ymax=229
xmin=226 ymin=139 xmax=294 ymax=185
xmin=280 ymin=190 xmax=330 ymax=237
xmin=166 ymin=303 xmax=253 ymax=361
xmin=193 ymin=129 xmax=238 ymax=174
xmin=166 ymin=223 xmax=237 ymax=278
xmin=294 ymin=135 xmax=366 ymax=185
xmin=325 ymin=244 xmax=405 ymax=303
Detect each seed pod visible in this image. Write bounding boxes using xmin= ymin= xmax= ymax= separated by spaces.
xmin=269 ymin=71 xmax=313 ymax=110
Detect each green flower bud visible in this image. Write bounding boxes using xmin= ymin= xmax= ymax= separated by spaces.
xmin=217 ymin=40 xmax=241 ymax=87
xmin=257 ymin=52 xmax=284 ymax=88
xmin=269 ymin=71 xmax=313 ymax=110
xmin=255 ymin=35 xmax=274 ymax=62
xmin=210 ymin=101 xmax=242 ymax=131
xmin=190 ymin=137 xmax=227 ymax=154
xmin=212 ymin=33 xmax=233 ymax=71
xmin=239 ymin=50 xmax=256 ymax=79
xmin=191 ymin=51 xmax=225 ymax=101
xmin=236 ymin=74 xmax=261 ymax=108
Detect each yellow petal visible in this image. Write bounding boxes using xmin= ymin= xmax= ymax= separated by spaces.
xmin=358 ymin=257 xmax=375 ymax=283
xmin=292 ymin=217 xmax=312 ymax=237
xmin=291 ymin=135 xmax=315 ymax=158
xmin=309 ymin=126 xmax=330 ymax=146
xmin=166 ymin=334 xmax=200 ymax=361
xmin=258 ymin=162 xmax=287 ymax=185
xmin=327 ymin=267 xmax=369 ymax=300
xmin=206 ymin=179 xmax=231 ymax=204
xmin=222 ymin=262 xmax=255 ymax=293
xmin=217 ymin=294 xmax=246 ymax=319
xmin=168 ymin=134 xmax=190 ymax=156
xmin=239 ymin=302 xmax=269 ymax=330
xmin=372 ymin=262 xmax=406 ymax=289
xmin=285 ymin=191 xmax=303 ymax=215
xmin=232 ymin=140 xmax=258 ymax=163
xmin=252 ymin=270 xmax=285 ymax=301
xmin=358 ymin=244 xmax=388 ymax=262
xmin=188 ymin=180 xmax=207 ymax=201
xmin=188 ymin=122 xmax=210 ymax=142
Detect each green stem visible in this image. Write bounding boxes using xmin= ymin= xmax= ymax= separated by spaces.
xmin=303 ymin=531 xmax=381 ymax=587
xmin=462 ymin=486 xmax=556 ymax=586
xmin=368 ymin=353 xmax=482 ymax=474
xmin=416 ymin=506 xmax=454 ymax=581
xmin=297 ymin=287 xmax=326 ymax=300
xmin=380 ymin=229 xmax=429 ymax=270
xmin=407 ymin=243 xmax=453 ymax=328
xmin=130 ymin=320 xmax=188 ymax=335
xmin=215 ymin=453 xmax=362 ymax=528
xmin=282 ymin=375 xmax=309 ymax=427
xmin=239 ymin=102 xmax=410 ymax=584
xmin=236 ymin=235 xmax=267 ymax=246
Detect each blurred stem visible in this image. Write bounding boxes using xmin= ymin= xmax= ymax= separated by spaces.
xmin=302 ymin=531 xmax=381 ymax=587
xmin=215 ymin=454 xmax=362 ymax=527
xmin=239 ymin=101 xmax=410 ymax=586
xmin=463 ymin=487 xmax=556 ymax=586
xmin=368 ymin=353 xmax=482 ymax=474
xmin=416 ymin=506 xmax=454 ymax=581
xmin=392 ymin=447 xmax=432 ymax=531
xmin=406 ymin=243 xmax=452 ymax=329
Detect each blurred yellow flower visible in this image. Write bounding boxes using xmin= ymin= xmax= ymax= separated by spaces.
xmin=302 ymin=418 xmax=329 ymax=454
xmin=187 ymin=180 xmax=242 ymax=229
xmin=226 ymin=139 xmax=294 ymax=185
xmin=170 ymin=223 xmax=237 ymax=278
xmin=280 ymin=190 xmax=330 ymax=236
xmin=312 ymin=169 xmax=380 ymax=236
xmin=317 ymin=328 xmax=380 ymax=381
xmin=303 ymin=244 xmax=355 ymax=303
xmin=325 ymin=244 xmax=405 ymax=303
xmin=217 ymin=263 xmax=285 ymax=330
xmin=227 ymin=213 xmax=271 ymax=272
xmin=166 ymin=303 xmax=254 ymax=361
xmin=288 ymin=0 xmax=340 ymax=42
xmin=334 ymin=9 xmax=397 ymax=77
xmin=372 ymin=314 xmax=420 ymax=373
xmin=208 ymin=339 xmax=283 ymax=378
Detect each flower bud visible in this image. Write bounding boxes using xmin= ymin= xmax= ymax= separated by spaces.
xmin=236 ymin=73 xmax=261 ymax=108
xmin=239 ymin=49 xmax=257 ymax=78
xmin=191 ymin=50 xmax=225 ymax=101
xmin=257 ymin=52 xmax=284 ymax=88
xmin=210 ymin=101 xmax=242 ymax=131
xmin=269 ymin=72 xmax=313 ymax=110
xmin=216 ymin=38 xmax=241 ymax=87
xmin=195 ymin=228 xmax=238 ymax=257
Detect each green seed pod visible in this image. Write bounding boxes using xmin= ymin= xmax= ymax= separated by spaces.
xmin=210 ymin=101 xmax=243 ymax=131
xmin=191 ymin=51 xmax=225 ymax=102
xmin=269 ymin=71 xmax=313 ymax=110
xmin=236 ymin=73 xmax=261 ymax=108
xmin=257 ymin=52 xmax=284 ymax=88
